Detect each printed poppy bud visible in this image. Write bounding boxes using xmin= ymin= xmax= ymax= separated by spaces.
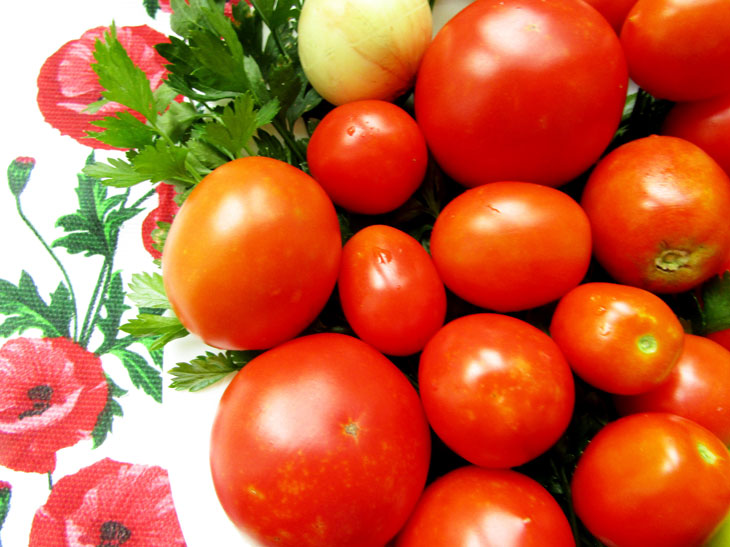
xmin=7 ymin=157 xmax=35 ymax=197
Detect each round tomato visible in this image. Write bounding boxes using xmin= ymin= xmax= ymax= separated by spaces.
xmin=620 ymin=0 xmax=730 ymax=101
xmin=338 ymin=224 xmax=446 ymax=356
xmin=549 ymin=282 xmax=684 ymax=395
xmin=581 ymin=135 xmax=730 ymax=294
xmin=571 ymin=413 xmax=730 ymax=547
xmin=615 ymin=335 xmax=730 ymax=445
xmin=662 ymin=91 xmax=730 ymax=177
xmin=418 ymin=313 xmax=575 ymax=469
xmin=209 ymin=333 xmax=431 ymax=547
xmin=162 ymin=156 xmax=341 ymax=350
xmin=307 ymin=100 xmax=428 ymax=215
xmin=429 ymin=181 xmax=592 ymax=312
xmin=582 ymin=0 xmax=638 ymax=34
xmin=414 ymin=0 xmax=627 ymax=187
xmin=394 ymin=466 xmax=575 ymax=547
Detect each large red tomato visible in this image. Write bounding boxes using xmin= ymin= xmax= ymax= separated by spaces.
xmin=582 ymin=0 xmax=638 ymax=34
xmin=418 ymin=313 xmax=575 ymax=469
xmin=414 ymin=0 xmax=628 ymax=187
xmin=549 ymin=282 xmax=684 ymax=395
xmin=620 ymin=0 xmax=730 ymax=101
xmin=395 ymin=466 xmax=575 ymax=547
xmin=571 ymin=413 xmax=730 ymax=547
xmin=581 ymin=135 xmax=730 ymax=294
xmin=615 ymin=335 xmax=730 ymax=445
xmin=338 ymin=224 xmax=446 ymax=356
xmin=162 ymin=156 xmax=341 ymax=350
xmin=307 ymin=100 xmax=428 ymax=214
xmin=209 ymin=333 xmax=431 ymax=547
xmin=429 ymin=181 xmax=591 ymax=312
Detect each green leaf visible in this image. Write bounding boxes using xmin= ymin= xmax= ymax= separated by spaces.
xmin=110 ymin=347 xmax=163 ymax=402
xmin=0 ymin=479 xmax=11 ymax=531
xmin=127 ymin=272 xmax=172 ymax=310
xmin=82 ymin=157 xmax=151 ymax=188
xmin=0 ymin=272 xmax=68 ymax=338
xmin=701 ymin=272 xmax=730 ymax=334
xmin=120 ymin=313 xmax=189 ymax=350
xmin=90 ymin=23 xmax=157 ymax=123
xmin=143 ymin=0 xmax=160 ymax=18
xmin=87 ymin=111 xmax=157 ymax=149
xmin=169 ymin=350 xmax=258 ymax=391
xmin=91 ymin=375 xmax=127 ymax=448
xmin=95 ymin=272 xmax=131 ymax=352
xmin=156 ymin=100 xmax=200 ymax=143
xmin=131 ymin=140 xmax=195 ymax=184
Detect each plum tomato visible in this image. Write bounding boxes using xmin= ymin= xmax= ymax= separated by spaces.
xmin=549 ymin=282 xmax=684 ymax=395
xmin=429 ymin=181 xmax=592 ymax=312
xmin=162 ymin=156 xmax=341 ymax=351
xmin=582 ymin=0 xmax=638 ymax=34
xmin=394 ymin=466 xmax=575 ymax=547
xmin=209 ymin=333 xmax=431 ymax=547
xmin=615 ymin=334 xmax=730 ymax=445
xmin=571 ymin=413 xmax=730 ymax=547
xmin=418 ymin=313 xmax=575 ymax=469
xmin=338 ymin=224 xmax=446 ymax=356
xmin=662 ymin=91 xmax=730 ymax=177
xmin=414 ymin=0 xmax=628 ymax=187
xmin=306 ymin=100 xmax=428 ymax=215
xmin=620 ymin=0 xmax=730 ymax=101
xmin=581 ymin=135 xmax=730 ymax=294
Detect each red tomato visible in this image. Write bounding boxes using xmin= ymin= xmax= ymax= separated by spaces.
xmin=414 ymin=0 xmax=627 ymax=187
xmin=582 ymin=0 xmax=638 ymax=34
xmin=418 ymin=313 xmax=575 ymax=469
xmin=429 ymin=181 xmax=592 ymax=312
xmin=571 ymin=413 xmax=730 ymax=547
xmin=307 ymin=100 xmax=428 ymax=214
xmin=581 ymin=135 xmax=730 ymax=294
xmin=708 ymin=329 xmax=730 ymax=354
xmin=162 ymin=156 xmax=341 ymax=350
xmin=620 ymin=0 xmax=730 ymax=101
xmin=338 ymin=224 xmax=446 ymax=356
xmin=549 ymin=282 xmax=684 ymax=395
xmin=395 ymin=466 xmax=575 ymax=547
xmin=615 ymin=335 xmax=730 ymax=445
xmin=662 ymin=91 xmax=730 ymax=177
xmin=209 ymin=333 xmax=431 ymax=547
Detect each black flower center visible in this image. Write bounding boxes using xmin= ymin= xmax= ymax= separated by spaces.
xmin=98 ymin=520 xmax=131 ymax=546
xmin=18 ymin=384 xmax=53 ymax=420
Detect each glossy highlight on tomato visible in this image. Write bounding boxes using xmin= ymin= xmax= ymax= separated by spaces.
xmin=162 ymin=156 xmax=342 ymax=350
xmin=209 ymin=333 xmax=431 ymax=547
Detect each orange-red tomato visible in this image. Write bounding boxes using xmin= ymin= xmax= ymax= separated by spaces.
xmin=162 ymin=156 xmax=342 ymax=350
xmin=549 ymin=282 xmax=684 ymax=394
xmin=338 ymin=225 xmax=446 ymax=356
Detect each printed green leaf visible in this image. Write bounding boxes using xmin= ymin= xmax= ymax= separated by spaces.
xmin=127 ymin=272 xmax=172 ymax=310
xmin=169 ymin=350 xmax=258 ymax=391
xmin=120 ymin=313 xmax=189 ymax=350
xmin=110 ymin=347 xmax=163 ymax=402
xmin=0 ymin=479 xmax=11 ymax=531
xmin=92 ymin=375 xmax=127 ymax=448
xmin=95 ymin=272 xmax=131 ymax=353
xmin=0 ymin=272 xmax=70 ymax=338
xmin=143 ymin=0 xmax=160 ymax=17
xmin=701 ymin=272 xmax=730 ymax=334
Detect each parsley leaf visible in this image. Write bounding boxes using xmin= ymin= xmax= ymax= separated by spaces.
xmin=127 ymin=272 xmax=172 ymax=310
xmin=120 ymin=314 xmax=188 ymax=350
xmin=169 ymin=350 xmax=259 ymax=391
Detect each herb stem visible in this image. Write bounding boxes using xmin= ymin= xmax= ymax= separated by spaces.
xmin=272 ymin=118 xmax=305 ymax=164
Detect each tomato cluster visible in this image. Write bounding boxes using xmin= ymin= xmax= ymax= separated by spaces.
xmin=160 ymin=0 xmax=730 ymax=545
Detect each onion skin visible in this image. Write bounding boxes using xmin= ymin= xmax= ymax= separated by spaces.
xmin=297 ymin=0 xmax=432 ymax=106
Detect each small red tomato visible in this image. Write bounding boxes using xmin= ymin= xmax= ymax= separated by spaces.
xmin=571 ymin=413 xmax=730 ymax=547
xmin=616 ymin=334 xmax=730 ymax=445
xmin=549 ymin=282 xmax=684 ymax=395
xmin=662 ymin=91 xmax=730 ymax=177
xmin=430 ymin=181 xmax=591 ymax=312
xmin=210 ymin=333 xmax=431 ymax=547
xmin=307 ymin=100 xmax=428 ymax=215
xmin=419 ymin=313 xmax=575 ymax=469
xmin=620 ymin=0 xmax=730 ymax=101
xmin=581 ymin=135 xmax=730 ymax=294
xmin=338 ymin=225 xmax=446 ymax=356
xmin=395 ymin=466 xmax=575 ymax=547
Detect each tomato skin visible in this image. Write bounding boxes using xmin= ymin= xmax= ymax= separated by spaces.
xmin=418 ymin=313 xmax=575 ymax=469
xmin=307 ymin=100 xmax=428 ymax=215
xmin=620 ymin=0 xmax=730 ymax=101
xmin=414 ymin=0 xmax=627 ymax=187
xmin=615 ymin=335 xmax=730 ymax=445
xmin=662 ymin=92 xmax=730 ymax=177
xmin=338 ymin=225 xmax=446 ymax=356
xmin=707 ymin=329 xmax=730 ymax=354
xmin=571 ymin=413 xmax=730 ymax=547
xmin=429 ymin=181 xmax=592 ymax=312
xmin=394 ymin=466 xmax=575 ymax=547
xmin=582 ymin=0 xmax=638 ymax=34
xmin=581 ymin=135 xmax=730 ymax=294
xmin=549 ymin=282 xmax=684 ymax=395
xmin=162 ymin=156 xmax=341 ymax=350
xmin=209 ymin=333 xmax=431 ymax=547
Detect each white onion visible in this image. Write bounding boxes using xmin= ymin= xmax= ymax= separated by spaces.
xmin=297 ymin=0 xmax=433 ymax=106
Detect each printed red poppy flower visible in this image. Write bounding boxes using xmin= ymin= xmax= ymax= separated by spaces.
xmin=29 ymin=458 xmax=186 ymax=546
xmin=142 ymin=183 xmax=180 ymax=259
xmin=159 ymin=0 xmax=244 ymax=17
xmin=37 ymin=25 xmax=170 ymax=150
xmin=0 ymin=337 xmax=108 ymax=474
